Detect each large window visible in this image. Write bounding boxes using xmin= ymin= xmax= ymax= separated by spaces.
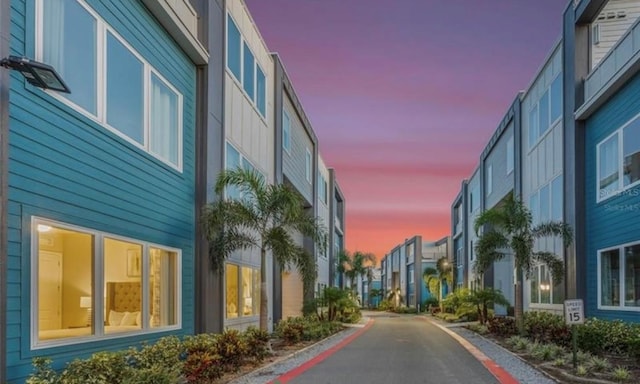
xmin=529 ymin=175 xmax=562 ymax=225
xmin=38 ymin=0 xmax=183 ymax=170
xmin=529 ymin=74 xmax=562 ymax=149
xmin=225 ymin=142 xmax=263 ymax=200
xmin=32 ymin=218 xmax=181 ymax=348
xmin=599 ymin=243 xmax=640 ymax=310
xmin=597 ymin=114 xmax=640 ymax=201
xmin=225 ymin=263 xmax=260 ymax=319
xmin=226 ymin=14 xmax=267 ymax=118
xmin=530 ymin=264 xmax=564 ymax=305
xmin=318 ymin=174 xmax=328 ymax=205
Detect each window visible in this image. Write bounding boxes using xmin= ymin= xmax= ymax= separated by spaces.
xmin=470 ymin=240 xmax=474 ymax=261
xmin=528 ymin=105 xmax=539 ymax=149
xmin=486 ymin=165 xmax=493 ymax=195
xmin=539 ymin=184 xmax=550 ymax=224
xmin=226 ymin=14 xmax=267 ymax=118
xmin=32 ymin=218 xmax=180 ymax=348
xmin=225 ymin=264 xmax=260 ymax=319
xmin=226 ymin=14 xmax=241 ymax=79
xmin=551 ymin=176 xmax=563 ymax=221
xmin=318 ymin=174 xmax=328 ymax=205
xmin=529 ymin=264 xmax=564 ymax=305
xmin=598 ymin=115 xmax=640 ymax=201
xmin=538 ymin=90 xmax=550 ymax=136
xmin=225 ymin=143 xmax=264 ymax=201
xmin=550 ymin=75 xmax=562 ymax=123
xmin=592 ymin=23 xmax=601 ymax=45
xmin=530 ymin=191 xmax=539 ymax=225
xmin=506 ymin=136 xmax=514 ymax=175
xmin=38 ymin=0 xmax=183 ymax=170
xmin=283 ymin=110 xmax=291 ymax=152
xmin=599 ymin=243 xmax=640 ymax=310
xmin=305 ymin=148 xmax=312 ymax=183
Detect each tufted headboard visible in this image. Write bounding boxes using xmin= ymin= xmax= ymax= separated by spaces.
xmin=106 ymin=282 xmax=142 ymax=312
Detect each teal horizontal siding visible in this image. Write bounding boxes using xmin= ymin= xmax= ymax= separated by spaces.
xmin=585 ymin=71 xmax=640 ymax=323
xmin=7 ymin=0 xmax=198 ymax=382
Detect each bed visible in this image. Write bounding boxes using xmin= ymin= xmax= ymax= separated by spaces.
xmin=38 ymin=282 xmax=142 ymax=341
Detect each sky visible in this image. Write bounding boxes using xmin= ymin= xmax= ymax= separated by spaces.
xmin=244 ymin=0 xmax=569 ymax=261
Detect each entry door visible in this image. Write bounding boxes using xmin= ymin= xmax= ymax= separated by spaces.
xmin=39 ymin=251 xmax=62 ymax=330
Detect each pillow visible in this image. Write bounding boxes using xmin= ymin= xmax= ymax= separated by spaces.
xmin=108 ymin=310 xmax=126 ymax=326
xmin=121 ymin=311 xmax=138 ymax=326
xmin=136 ymin=311 xmax=142 ymax=326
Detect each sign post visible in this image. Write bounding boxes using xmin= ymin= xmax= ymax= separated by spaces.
xmin=564 ymin=299 xmax=584 ymax=369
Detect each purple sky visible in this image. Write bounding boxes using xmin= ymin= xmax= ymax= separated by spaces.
xmin=244 ymin=0 xmax=568 ymax=260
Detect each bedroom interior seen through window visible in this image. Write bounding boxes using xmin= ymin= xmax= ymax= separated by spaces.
xmin=104 ymin=238 xmax=142 ymax=334
xmin=37 ymin=224 xmax=94 ymax=341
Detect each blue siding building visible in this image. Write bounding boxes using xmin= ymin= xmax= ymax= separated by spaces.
xmin=4 ymin=0 xmax=206 ymax=381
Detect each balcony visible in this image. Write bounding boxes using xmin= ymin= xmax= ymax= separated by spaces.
xmin=578 ymin=5 xmax=640 ymax=118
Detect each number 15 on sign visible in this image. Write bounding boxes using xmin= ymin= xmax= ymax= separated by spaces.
xmin=564 ymin=299 xmax=584 ymax=325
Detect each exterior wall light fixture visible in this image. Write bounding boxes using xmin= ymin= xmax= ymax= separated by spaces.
xmin=0 ymin=55 xmax=70 ymax=93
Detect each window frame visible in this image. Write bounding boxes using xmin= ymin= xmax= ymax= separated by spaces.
xmin=486 ymin=165 xmax=493 ymax=195
xmin=225 ymin=12 xmax=267 ymax=120
xmin=596 ymin=112 xmax=640 ymax=203
xmin=224 ymin=262 xmax=260 ymax=320
xmin=34 ymin=0 xmax=183 ymax=172
xmin=597 ymin=241 xmax=640 ymax=312
xmin=282 ymin=109 xmax=291 ymax=153
xmin=528 ymin=73 xmax=562 ymax=151
xmin=30 ymin=217 xmax=182 ymax=350
xmin=506 ymin=136 xmax=514 ymax=175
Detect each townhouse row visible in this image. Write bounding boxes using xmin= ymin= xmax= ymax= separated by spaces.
xmin=451 ymin=0 xmax=640 ymax=321
xmin=0 ymin=1 xmax=346 ymax=382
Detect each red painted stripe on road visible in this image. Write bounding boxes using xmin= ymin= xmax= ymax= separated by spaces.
xmin=270 ymin=319 xmax=374 ymax=384
xmin=424 ymin=318 xmax=519 ymax=384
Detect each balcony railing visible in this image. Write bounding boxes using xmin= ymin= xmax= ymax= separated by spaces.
xmin=583 ymin=15 xmax=640 ymax=108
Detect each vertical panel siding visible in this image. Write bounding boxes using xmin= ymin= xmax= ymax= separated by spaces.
xmin=8 ymin=0 xmax=197 ymax=381
xmin=282 ymin=94 xmax=314 ymax=204
xmin=585 ymin=71 xmax=640 ymax=322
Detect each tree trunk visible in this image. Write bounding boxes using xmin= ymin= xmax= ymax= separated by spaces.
xmin=515 ymin=266 xmax=524 ymax=335
xmin=259 ymin=247 xmax=269 ymax=331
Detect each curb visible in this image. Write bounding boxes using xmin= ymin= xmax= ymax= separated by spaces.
xmin=270 ymin=317 xmax=375 ymax=383
xmin=228 ymin=318 xmax=371 ymax=383
xmin=423 ymin=317 xmax=519 ymax=384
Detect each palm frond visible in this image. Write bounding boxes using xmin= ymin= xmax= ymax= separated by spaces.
xmin=532 ymin=221 xmax=574 ymax=247
xmin=474 ymin=205 xmax=510 ymax=235
xmin=533 ymin=251 xmax=565 ymax=284
xmin=511 ymin=234 xmax=534 ymax=277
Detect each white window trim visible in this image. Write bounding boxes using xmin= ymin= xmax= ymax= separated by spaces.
xmin=596 ymin=113 xmax=640 ymax=203
xmin=225 ymin=12 xmax=267 ymax=120
xmin=528 ymin=264 xmax=563 ymax=306
xmin=597 ymin=240 xmax=640 ymax=312
xmin=34 ymin=0 xmax=183 ymax=172
xmin=30 ymin=217 xmax=182 ymax=350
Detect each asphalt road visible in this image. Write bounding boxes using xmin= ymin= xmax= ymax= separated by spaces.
xmin=288 ymin=313 xmax=499 ymax=384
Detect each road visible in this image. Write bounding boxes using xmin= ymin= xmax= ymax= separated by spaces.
xmin=286 ymin=313 xmax=499 ymax=384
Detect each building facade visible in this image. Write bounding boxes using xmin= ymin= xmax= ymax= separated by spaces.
xmin=4 ymin=0 xmax=207 ymax=381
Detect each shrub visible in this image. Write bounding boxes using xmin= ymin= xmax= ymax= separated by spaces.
xmin=121 ymin=366 xmax=182 ymax=384
xmin=59 ymin=351 xmax=129 ymax=384
xmin=577 ymin=318 xmax=640 ymax=356
xmin=530 ymin=343 xmax=564 ymax=362
xmin=487 ymin=316 xmax=517 ymax=337
xmin=575 ymin=365 xmax=588 ymax=376
xmin=553 ymin=357 xmax=566 ymax=367
xmin=216 ymin=329 xmax=249 ymax=371
xmin=506 ymin=336 xmax=528 ymax=351
xmin=423 ymin=297 xmax=439 ymax=311
xmin=132 ymin=336 xmax=185 ymax=371
xmin=467 ymin=323 xmax=488 ymax=335
xmin=524 ymin=311 xmax=571 ymax=347
xmin=587 ymin=356 xmax=611 ymax=372
xmin=377 ymin=299 xmax=394 ymax=311
xmin=26 ymin=358 xmax=60 ymax=384
xmin=612 ymin=366 xmax=631 ymax=382
xmin=392 ymin=307 xmax=418 ymax=314
xmin=242 ymin=326 xmax=271 ymax=362
xmin=182 ymin=351 xmax=223 ymax=384
xmin=276 ymin=317 xmax=306 ymax=344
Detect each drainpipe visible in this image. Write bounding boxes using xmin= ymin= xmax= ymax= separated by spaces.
xmin=0 ymin=0 xmax=10 ymax=379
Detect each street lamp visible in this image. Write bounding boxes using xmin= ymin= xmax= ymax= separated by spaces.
xmin=0 ymin=56 xmax=70 ymax=93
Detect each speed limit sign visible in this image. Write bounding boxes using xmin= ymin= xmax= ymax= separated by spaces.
xmin=564 ymin=299 xmax=584 ymax=325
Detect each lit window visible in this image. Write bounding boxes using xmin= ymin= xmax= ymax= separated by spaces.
xmin=226 ymin=263 xmax=260 ymax=319
xmin=33 ymin=218 xmax=181 ymax=348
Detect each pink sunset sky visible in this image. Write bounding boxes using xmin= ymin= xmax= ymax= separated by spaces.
xmin=244 ymin=0 xmax=568 ymax=261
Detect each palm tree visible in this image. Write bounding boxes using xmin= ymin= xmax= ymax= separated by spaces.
xmin=338 ymin=250 xmax=376 ymax=292
xmin=474 ymin=192 xmax=572 ymax=333
xmin=423 ymin=267 xmax=439 ymax=299
xmin=201 ymin=168 xmax=326 ymax=331
xmin=423 ymin=258 xmax=453 ymax=310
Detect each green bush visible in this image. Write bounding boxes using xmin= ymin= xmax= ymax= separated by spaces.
xmin=524 ymin=311 xmax=571 ymax=347
xmin=216 ymin=329 xmax=249 ymax=371
xmin=242 ymin=326 xmax=271 ymax=362
xmin=423 ymin=297 xmax=439 ymax=310
xmin=26 ymin=358 xmax=60 ymax=384
xmin=182 ymin=351 xmax=223 ymax=384
xmin=275 ymin=316 xmax=343 ymax=344
xmin=59 ymin=351 xmax=129 ymax=384
xmin=131 ymin=336 xmax=185 ymax=371
xmin=487 ymin=316 xmax=517 ymax=337
xmin=576 ymin=318 xmax=640 ymax=356
xmin=392 ymin=307 xmax=418 ymax=314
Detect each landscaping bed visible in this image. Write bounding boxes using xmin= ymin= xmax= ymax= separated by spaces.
xmin=464 ymin=312 xmax=640 ymax=383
